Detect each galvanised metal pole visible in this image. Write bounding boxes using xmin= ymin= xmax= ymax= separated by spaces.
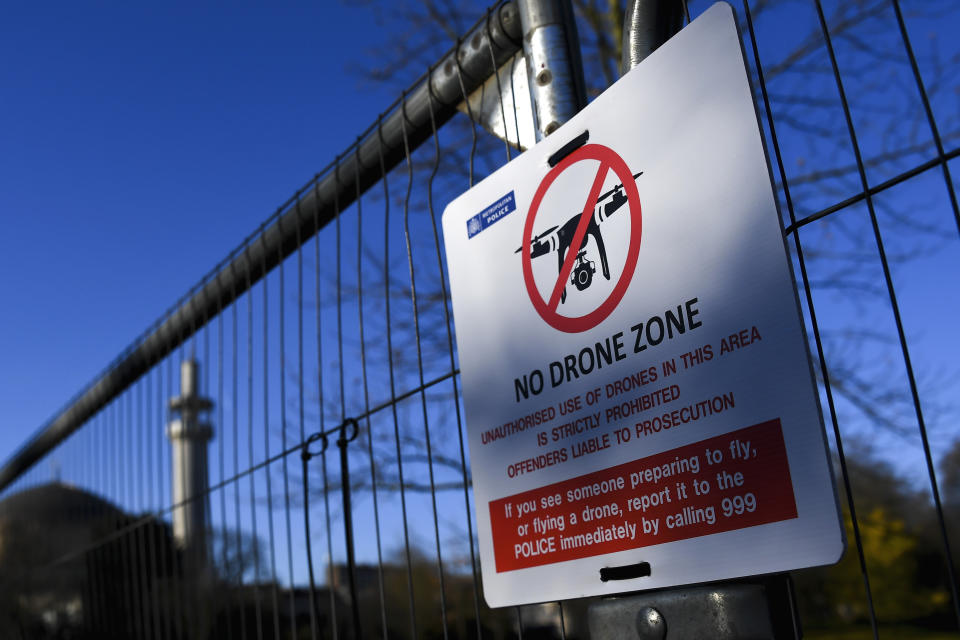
xmin=0 ymin=1 xmax=524 ymax=493
xmin=588 ymin=577 xmax=800 ymax=639
xmin=620 ymin=0 xmax=685 ymax=74
xmin=517 ymin=0 xmax=587 ymax=140
xmin=588 ymin=3 xmax=801 ymax=638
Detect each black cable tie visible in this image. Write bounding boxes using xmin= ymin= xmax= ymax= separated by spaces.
xmin=301 ymin=431 xmax=328 ymax=461
xmin=337 ymin=417 xmax=360 ymax=446
xmin=599 ymin=561 xmax=651 ymax=582
xmin=548 ymin=130 xmax=589 ymax=167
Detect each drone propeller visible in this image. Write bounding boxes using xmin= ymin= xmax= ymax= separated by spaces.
xmin=595 ymin=171 xmax=643 ymax=203
xmin=534 ymin=225 xmax=558 ymax=242
xmin=514 ymin=225 xmax=558 ymax=253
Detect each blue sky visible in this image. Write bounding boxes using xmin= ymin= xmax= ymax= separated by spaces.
xmin=0 ymin=2 xmax=407 ymax=461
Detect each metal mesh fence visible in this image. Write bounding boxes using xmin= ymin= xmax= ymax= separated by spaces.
xmin=1 ymin=1 xmax=959 ymax=638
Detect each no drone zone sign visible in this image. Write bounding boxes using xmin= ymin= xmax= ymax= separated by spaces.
xmin=441 ymin=3 xmax=844 ymax=607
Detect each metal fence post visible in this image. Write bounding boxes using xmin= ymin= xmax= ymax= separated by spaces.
xmin=586 ymin=3 xmax=803 ymax=638
xmin=620 ymin=0 xmax=685 ymax=74
xmin=517 ymin=0 xmax=587 ymax=140
xmin=588 ymin=576 xmax=801 ymax=639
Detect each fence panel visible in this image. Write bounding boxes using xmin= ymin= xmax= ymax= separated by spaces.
xmin=1 ymin=1 xmax=959 ymax=639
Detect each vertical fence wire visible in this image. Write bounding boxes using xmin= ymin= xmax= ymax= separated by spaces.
xmin=740 ymin=4 xmax=884 ymax=637
xmin=315 ymin=185 xmax=339 ymax=640
xmin=452 ymin=45 xmax=487 ymax=640
xmin=354 ymin=137 xmax=391 ymax=640
xmin=889 ymin=0 xmax=960 ymax=239
xmin=232 ymin=267 xmax=250 ymax=640
xmin=390 ymin=94 xmax=421 ymax=640
xmin=246 ymin=247 xmax=265 ymax=640
xmin=402 ymin=79 xmax=452 ymax=640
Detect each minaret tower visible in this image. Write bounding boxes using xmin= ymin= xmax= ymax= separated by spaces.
xmin=167 ymin=358 xmax=213 ymax=569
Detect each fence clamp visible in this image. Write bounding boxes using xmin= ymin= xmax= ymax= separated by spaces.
xmin=301 ymin=431 xmax=328 ymax=462
xmin=337 ymin=417 xmax=360 ymax=447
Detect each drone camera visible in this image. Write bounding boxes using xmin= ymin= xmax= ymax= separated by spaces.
xmin=571 ymin=250 xmax=596 ymax=292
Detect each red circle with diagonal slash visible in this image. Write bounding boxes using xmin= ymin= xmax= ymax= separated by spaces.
xmin=522 ymin=144 xmax=642 ymax=333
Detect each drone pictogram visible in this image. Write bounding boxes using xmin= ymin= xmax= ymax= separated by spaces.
xmin=516 ymin=171 xmax=642 ymax=303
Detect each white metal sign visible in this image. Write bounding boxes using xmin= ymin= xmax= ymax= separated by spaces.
xmin=441 ymin=2 xmax=843 ymax=607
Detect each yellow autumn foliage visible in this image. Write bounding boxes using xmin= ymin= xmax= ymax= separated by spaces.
xmin=821 ymin=508 xmax=949 ymax=623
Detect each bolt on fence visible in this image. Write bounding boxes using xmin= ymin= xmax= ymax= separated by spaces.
xmin=2 ymin=0 xmax=960 ymax=639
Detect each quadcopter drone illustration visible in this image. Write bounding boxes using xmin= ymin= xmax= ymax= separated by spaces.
xmin=516 ymin=171 xmax=642 ymax=303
